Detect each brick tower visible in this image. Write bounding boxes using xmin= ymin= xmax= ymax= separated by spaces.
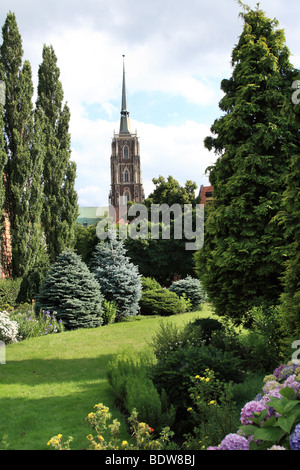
xmin=109 ymin=57 xmax=145 ymax=220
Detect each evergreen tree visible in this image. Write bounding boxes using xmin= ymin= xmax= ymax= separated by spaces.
xmin=195 ymin=3 xmax=299 ymax=322
xmin=280 ymin=101 xmax=300 ymax=336
xmin=0 ymin=101 xmax=7 ymax=228
xmin=36 ymin=44 xmax=78 ymax=263
xmin=0 ymin=12 xmax=46 ymax=280
xmin=91 ymin=231 xmax=142 ymax=321
xmin=34 ymin=250 xmax=104 ymax=330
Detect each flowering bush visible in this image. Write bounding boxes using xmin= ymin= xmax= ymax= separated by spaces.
xmin=0 ymin=311 xmax=20 ymax=344
xmin=183 ymin=369 xmax=240 ymax=449
xmin=207 ymin=361 xmax=300 ymax=450
xmin=47 ymin=403 xmax=174 ymax=450
xmin=11 ymin=310 xmax=64 ymax=340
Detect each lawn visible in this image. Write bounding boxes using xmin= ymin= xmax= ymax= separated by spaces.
xmin=0 ymin=307 xmax=214 ymax=450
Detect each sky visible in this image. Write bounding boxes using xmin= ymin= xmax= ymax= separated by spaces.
xmin=0 ymin=0 xmax=299 ymax=207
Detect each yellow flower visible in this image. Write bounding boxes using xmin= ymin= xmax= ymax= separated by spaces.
xmin=99 ymin=435 xmax=104 ymax=441
xmin=88 ymin=412 xmax=94 ymax=419
xmin=187 ymin=407 xmax=192 ymax=411
xmin=86 ymin=434 xmax=93 ymax=441
xmin=205 ymin=377 xmax=210 ymax=382
xmin=122 ymin=441 xmax=128 ymax=446
xmin=195 ymin=375 xmax=200 ymax=379
xmin=209 ymin=400 xmax=216 ymax=405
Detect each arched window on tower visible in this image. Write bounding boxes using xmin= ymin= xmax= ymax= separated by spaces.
xmin=124 ymin=190 xmax=131 ymax=203
xmin=123 ymin=146 xmax=129 ymax=159
xmin=124 ymin=170 xmax=129 ymax=182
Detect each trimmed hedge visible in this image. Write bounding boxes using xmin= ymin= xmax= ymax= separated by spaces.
xmin=140 ymin=289 xmax=184 ymax=316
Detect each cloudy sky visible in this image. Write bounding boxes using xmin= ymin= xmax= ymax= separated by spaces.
xmin=1 ymin=0 xmax=299 ymax=207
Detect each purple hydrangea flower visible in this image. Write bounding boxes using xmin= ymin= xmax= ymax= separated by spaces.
xmin=240 ymin=400 xmax=268 ymax=425
xmin=263 ymin=380 xmax=282 ymax=395
xmin=273 ymin=363 xmax=298 ymax=381
xmin=284 ymin=375 xmax=300 ymax=396
xmin=219 ymin=434 xmax=250 ymax=450
xmin=290 ymin=423 xmax=300 ymax=450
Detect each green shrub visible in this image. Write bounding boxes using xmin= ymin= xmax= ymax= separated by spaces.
xmin=140 ymin=289 xmax=184 ymax=316
xmin=150 ymin=318 xmax=244 ymax=436
xmin=169 ymin=276 xmax=205 ymax=311
xmin=0 ymin=279 xmax=22 ymax=311
xmin=106 ymin=351 xmax=175 ymax=432
xmin=141 ymin=277 xmax=163 ymax=292
xmin=186 ymin=317 xmax=224 ymax=345
xmin=102 ymin=300 xmax=117 ymax=325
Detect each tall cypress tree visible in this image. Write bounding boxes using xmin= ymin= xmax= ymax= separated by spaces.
xmin=36 ymin=44 xmax=78 ymax=263
xmin=279 ymin=100 xmax=300 ymax=337
xmin=195 ymin=3 xmax=299 ymax=322
xmin=0 ymin=100 xmax=8 ymax=271
xmin=0 ymin=12 xmax=46 ymax=279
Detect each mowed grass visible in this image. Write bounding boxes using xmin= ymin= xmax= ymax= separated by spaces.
xmin=0 ymin=306 xmax=214 ymax=450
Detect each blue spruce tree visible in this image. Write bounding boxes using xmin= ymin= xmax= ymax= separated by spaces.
xmin=91 ymin=231 xmax=142 ymax=321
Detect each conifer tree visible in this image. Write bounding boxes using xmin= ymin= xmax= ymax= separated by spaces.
xmin=0 ymin=12 xmax=47 ymax=280
xmin=36 ymin=44 xmax=78 ymax=263
xmin=91 ymin=231 xmax=142 ymax=321
xmin=34 ymin=251 xmax=104 ymax=330
xmin=195 ymin=3 xmax=299 ymax=322
xmin=0 ymin=102 xmax=7 ymax=228
xmin=279 ymin=100 xmax=300 ymax=336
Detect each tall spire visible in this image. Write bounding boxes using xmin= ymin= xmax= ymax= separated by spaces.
xmin=119 ymin=55 xmax=131 ymax=135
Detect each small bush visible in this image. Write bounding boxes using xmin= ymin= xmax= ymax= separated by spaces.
xmin=102 ymin=301 xmax=117 ymax=325
xmin=0 ymin=279 xmax=22 ymax=311
xmin=107 ymin=351 xmax=175 ymax=432
xmin=169 ymin=276 xmax=205 ymax=311
xmin=140 ymin=289 xmax=184 ymax=316
xmin=141 ymin=277 xmax=163 ymax=292
xmin=186 ymin=318 xmax=224 ymax=345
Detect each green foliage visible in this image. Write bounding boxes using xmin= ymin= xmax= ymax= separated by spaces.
xmin=140 ymin=289 xmax=185 ymax=316
xmin=150 ymin=320 xmax=244 ymax=435
xmin=141 ymin=276 xmax=163 ymax=291
xmin=91 ymin=233 xmax=142 ymax=321
xmin=11 ymin=309 xmax=64 ymax=339
xmin=0 ymin=278 xmax=22 ymax=311
xmin=106 ymin=351 xmax=175 ymax=432
xmin=144 ymin=175 xmax=198 ymax=208
xmin=169 ymin=276 xmax=205 ymax=311
xmin=195 ymin=4 xmax=299 ymax=323
xmin=36 ymin=44 xmax=78 ymax=263
xmin=0 ymin=13 xmax=47 ymax=279
xmin=125 ymin=235 xmax=195 ymax=285
xmin=102 ymin=300 xmax=117 ymax=325
xmin=279 ymin=149 xmax=300 ymax=337
xmin=34 ymin=251 xmax=103 ymax=330
xmin=74 ymin=223 xmax=98 ymax=265
xmin=184 ymin=369 xmax=240 ymax=450
xmin=243 ymin=305 xmax=284 ymax=370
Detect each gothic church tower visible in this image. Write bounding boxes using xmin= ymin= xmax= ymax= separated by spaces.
xmin=109 ymin=57 xmax=145 ymax=215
